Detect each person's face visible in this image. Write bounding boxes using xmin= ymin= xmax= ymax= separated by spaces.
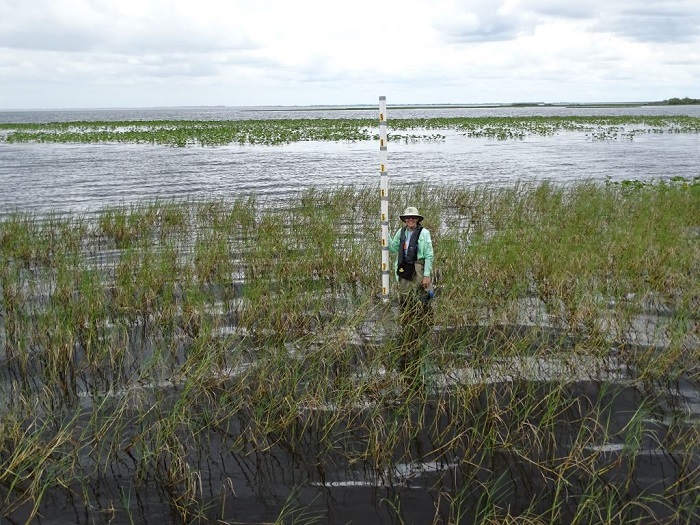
xmin=404 ymin=216 xmax=418 ymax=229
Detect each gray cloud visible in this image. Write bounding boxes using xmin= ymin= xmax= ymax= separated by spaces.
xmin=595 ymin=5 xmax=700 ymax=43
xmin=441 ymin=18 xmax=523 ymax=43
xmin=1 ymin=0 xmax=699 ymax=109
xmin=434 ymin=6 xmax=527 ymax=43
xmin=512 ymin=0 xmax=700 ymax=43
xmin=0 ymin=1 xmax=257 ymax=54
xmin=513 ymin=1 xmax=595 ymax=20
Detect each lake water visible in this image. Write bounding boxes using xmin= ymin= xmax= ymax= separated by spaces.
xmin=1 ymin=104 xmax=699 ymax=216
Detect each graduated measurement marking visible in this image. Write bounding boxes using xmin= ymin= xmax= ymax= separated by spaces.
xmin=379 ymin=96 xmax=390 ymax=302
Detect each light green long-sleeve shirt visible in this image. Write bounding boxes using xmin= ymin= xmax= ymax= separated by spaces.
xmin=388 ymin=226 xmax=434 ymax=277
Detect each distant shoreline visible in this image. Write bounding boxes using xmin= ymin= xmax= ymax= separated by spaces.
xmin=3 ymin=99 xmax=699 ymax=113
xmin=247 ymin=101 xmax=697 ymax=112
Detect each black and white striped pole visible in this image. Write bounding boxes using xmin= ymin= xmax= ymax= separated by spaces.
xmin=379 ymin=96 xmax=390 ymax=303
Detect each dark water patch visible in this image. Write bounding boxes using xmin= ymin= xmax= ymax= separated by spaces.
xmin=5 ymin=380 xmax=699 ymax=524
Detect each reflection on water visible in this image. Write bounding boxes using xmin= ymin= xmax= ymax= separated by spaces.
xmin=1 ymin=130 xmax=699 ymax=216
xmin=11 ymin=365 xmax=699 ymax=525
xmin=1 ymin=105 xmax=700 ymax=216
xmin=3 ymin=270 xmax=698 ymax=523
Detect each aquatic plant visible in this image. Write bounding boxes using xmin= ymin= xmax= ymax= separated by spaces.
xmin=0 ymin=179 xmax=698 ymax=523
xmin=2 ymin=115 xmax=699 ymax=146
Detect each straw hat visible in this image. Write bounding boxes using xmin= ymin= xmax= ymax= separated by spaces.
xmin=399 ymin=206 xmax=424 ymax=222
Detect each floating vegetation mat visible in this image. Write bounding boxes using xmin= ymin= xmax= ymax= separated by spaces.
xmin=1 ymin=180 xmax=699 ymax=524
xmin=2 ymin=115 xmax=700 ymax=146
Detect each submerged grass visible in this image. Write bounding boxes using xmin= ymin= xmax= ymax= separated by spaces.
xmin=0 ymin=179 xmax=698 ymax=524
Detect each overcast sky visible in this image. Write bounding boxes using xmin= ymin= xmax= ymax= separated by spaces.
xmin=1 ymin=0 xmax=698 ymax=109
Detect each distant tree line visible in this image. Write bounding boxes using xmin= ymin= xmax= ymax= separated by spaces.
xmin=665 ymin=97 xmax=700 ymax=105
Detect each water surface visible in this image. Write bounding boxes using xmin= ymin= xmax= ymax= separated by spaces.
xmin=1 ymin=105 xmax=699 ymax=215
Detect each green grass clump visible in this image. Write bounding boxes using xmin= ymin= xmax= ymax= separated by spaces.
xmin=2 ymin=115 xmax=699 ymax=146
xmin=0 ymin=179 xmax=698 ymax=523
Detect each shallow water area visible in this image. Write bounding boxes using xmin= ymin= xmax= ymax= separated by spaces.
xmin=3 ymin=288 xmax=699 ymax=524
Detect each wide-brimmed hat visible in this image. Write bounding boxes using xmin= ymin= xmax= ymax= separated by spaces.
xmin=399 ymin=206 xmax=424 ymax=222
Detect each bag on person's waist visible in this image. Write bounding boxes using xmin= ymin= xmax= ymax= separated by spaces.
xmin=397 ymin=261 xmax=415 ymax=280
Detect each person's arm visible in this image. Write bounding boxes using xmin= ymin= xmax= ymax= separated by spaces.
xmin=388 ymin=228 xmax=401 ymax=254
xmin=419 ymin=229 xmax=434 ymax=279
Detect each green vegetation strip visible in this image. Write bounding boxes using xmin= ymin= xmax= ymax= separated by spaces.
xmin=1 ymin=179 xmax=698 ymax=523
xmin=1 ymin=115 xmax=699 ymax=146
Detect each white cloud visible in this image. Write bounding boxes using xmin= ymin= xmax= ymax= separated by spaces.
xmin=0 ymin=0 xmax=699 ymax=108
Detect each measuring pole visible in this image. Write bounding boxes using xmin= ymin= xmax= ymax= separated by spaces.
xmin=379 ymin=96 xmax=390 ymax=302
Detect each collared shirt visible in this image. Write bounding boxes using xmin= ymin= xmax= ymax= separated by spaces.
xmin=388 ymin=225 xmax=434 ymax=277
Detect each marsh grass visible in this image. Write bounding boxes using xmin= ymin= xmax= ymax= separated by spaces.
xmin=0 ymin=179 xmax=698 ymax=524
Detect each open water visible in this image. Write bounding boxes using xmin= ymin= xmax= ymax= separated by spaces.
xmin=1 ymin=104 xmax=699 ymax=216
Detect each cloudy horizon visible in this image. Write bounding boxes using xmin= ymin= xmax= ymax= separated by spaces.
xmin=1 ymin=0 xmax=698 ymax=110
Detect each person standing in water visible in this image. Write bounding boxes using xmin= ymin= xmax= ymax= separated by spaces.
xmin=388 ymin=205 xmax=435 ymax=314
xmin=388 ymin=206 xmax=435 ymax=371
